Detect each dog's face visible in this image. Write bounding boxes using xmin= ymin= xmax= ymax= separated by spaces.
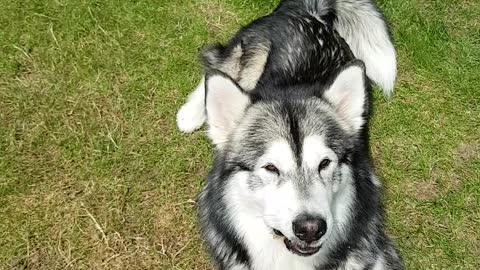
xmin=205 ymin=61 xmax=368 ymax=256
xmin=231 ymin=114 xmax=356 ymax=256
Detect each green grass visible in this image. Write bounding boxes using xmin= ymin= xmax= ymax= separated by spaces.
xmin=0 ymin=0 xmax=478 ymax=269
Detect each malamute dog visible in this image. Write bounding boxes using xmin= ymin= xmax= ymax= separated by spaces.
xmin=177 ymin=0 xmax=403 ymax=269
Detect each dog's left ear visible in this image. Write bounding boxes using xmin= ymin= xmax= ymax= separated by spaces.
xmin=323 ymin=61 xmax=368 ymax=133
xmin=205 ymin=72 xmax=251 ymax=148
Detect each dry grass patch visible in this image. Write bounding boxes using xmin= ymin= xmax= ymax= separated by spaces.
xmin=455 ymin=142 xmax=479 ymax=164
xmin=197 ymin=0 xmax=240 ymax=36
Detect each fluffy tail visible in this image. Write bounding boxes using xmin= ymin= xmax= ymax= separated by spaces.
xmin=334 ymin=0 xmax=396 ymax=95
xmin=298 ymin=0 xmax=397 ymax=95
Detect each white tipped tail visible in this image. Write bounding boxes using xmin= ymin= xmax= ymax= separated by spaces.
xmin=334 ymin=0 xmax=397 ymax=95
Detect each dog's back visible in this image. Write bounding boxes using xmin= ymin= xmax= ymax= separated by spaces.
xmin=202 ymin=2 xmax=354 ymax=93
xmin=201 ymin=0 xmax=395 ymax=94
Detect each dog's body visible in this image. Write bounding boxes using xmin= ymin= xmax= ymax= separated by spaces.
xmin=177 ymin=0 xmax=403 ymax=269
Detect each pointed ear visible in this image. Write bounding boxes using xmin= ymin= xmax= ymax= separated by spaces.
xmin=323 ymin=61 xmax=368 ymax=133
xmin=205 ymin=73 xmax=250 ymax=147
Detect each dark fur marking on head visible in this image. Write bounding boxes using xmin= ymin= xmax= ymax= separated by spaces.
xmin=285 ymin=103 xmax=303 ymax=166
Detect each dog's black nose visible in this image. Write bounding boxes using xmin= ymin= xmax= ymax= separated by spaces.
xmin=292 ymin=215 xmax=327 ymax=243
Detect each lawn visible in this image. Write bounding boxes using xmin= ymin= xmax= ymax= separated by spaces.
xmin=0 ymin=0 xmax=478 ymax=269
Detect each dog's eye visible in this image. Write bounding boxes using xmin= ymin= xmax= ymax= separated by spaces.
xmin=318 ymin=158 xmax=331 ymax=172
xmin=263 ymin=164 xmax=280 ymax=175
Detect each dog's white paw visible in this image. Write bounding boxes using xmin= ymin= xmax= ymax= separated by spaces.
xmin=176 ymin=103 xmax=206 ymax=133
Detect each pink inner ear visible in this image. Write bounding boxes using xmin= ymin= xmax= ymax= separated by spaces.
xmin=337 ymin=96 xmax=350 ymax=117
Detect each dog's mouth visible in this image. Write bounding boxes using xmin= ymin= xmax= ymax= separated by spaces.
xmin=273 ymin=229 xmax=321 ymax=256
xmin=284 ymin=238 xmax=321 ymax=256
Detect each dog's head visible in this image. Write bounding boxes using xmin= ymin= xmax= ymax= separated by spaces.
xmin=205 ymin=61 xmax=370 ymax=256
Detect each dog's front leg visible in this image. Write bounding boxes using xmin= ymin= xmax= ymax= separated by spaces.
xmin=176 ymin=76 xmax=206 ymax=133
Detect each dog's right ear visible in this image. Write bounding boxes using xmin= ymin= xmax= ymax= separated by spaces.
xmin=205 ymin=73 xmax=250 ymax=147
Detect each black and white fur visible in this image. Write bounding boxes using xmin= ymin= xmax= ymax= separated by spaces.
xmin=178 ymin=0 xmax=403 ymax=269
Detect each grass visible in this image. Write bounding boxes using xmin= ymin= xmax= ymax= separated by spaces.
xmin=0 ymin=0 xmax=478 ymax=269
